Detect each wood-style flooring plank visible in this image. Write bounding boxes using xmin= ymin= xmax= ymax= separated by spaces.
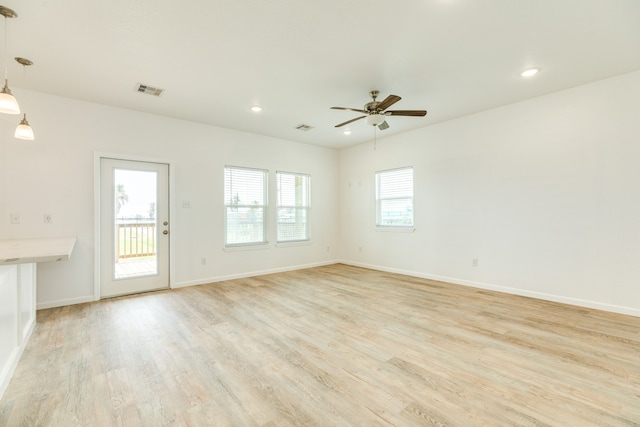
xmin=1 ymin=264 xmax=639 ymax=426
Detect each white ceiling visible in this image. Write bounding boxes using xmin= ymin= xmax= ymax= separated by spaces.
xmin=3 ymin=0 xmax=640 ymax=148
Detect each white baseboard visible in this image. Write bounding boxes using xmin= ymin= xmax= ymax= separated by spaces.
xmin=37 ymin=295 xmax=95 ymax=310
xmin=36 ymin=259 xmax=640 ymax=318
xmin=338 ymin=260 xmax=640 ymax=318
xmin=173 ymin=260 xmax=340 ymax=289
xmin=37 ymin=261 xmax=341 ymax=308
xmin=23 ymin=316 xmax=36 ymax=344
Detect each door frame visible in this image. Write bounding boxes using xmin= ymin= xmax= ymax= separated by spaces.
xmin=93 ymin=152 xmax=176 ymax=300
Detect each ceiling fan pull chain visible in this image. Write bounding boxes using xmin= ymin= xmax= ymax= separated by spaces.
xmin=374 ymin=127 xmax=377 ymax=150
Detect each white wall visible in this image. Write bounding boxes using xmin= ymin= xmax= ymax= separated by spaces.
xmin=338 ymin=70 xmax=640 ymax=316
xmin=0 ymin=91 xmax=339 ymax=308
xmin=2 ymin=70 xmax=639 ymax=316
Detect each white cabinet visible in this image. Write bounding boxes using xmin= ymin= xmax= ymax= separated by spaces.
xmin=0 ymin=238 xmax=75 ymax=400
xmin=0 ymin=265 xmax=19 ymax=380
xmin=0 ymin=264 xmax=35 ymax=398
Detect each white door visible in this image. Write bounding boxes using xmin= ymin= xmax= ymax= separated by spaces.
xmin=100 ymin=158 xmax=170 ymax=298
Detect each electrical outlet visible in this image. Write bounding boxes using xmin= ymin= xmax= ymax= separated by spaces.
xmin=201 ymin=257 xmax=207 ymax=265
xmin=10 ymin=213 xmax=20 ymax=224
xmin=183 ymin=200 xmax=191 ymax=209
xmin=44 ymin=214 xmax=53 ymax=223
xmin=472 ymin=258 xmax=478 ymax=267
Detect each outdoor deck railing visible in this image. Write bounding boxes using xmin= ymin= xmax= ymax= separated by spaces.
xmin=116 ymin=219 xmax=156 ymax=259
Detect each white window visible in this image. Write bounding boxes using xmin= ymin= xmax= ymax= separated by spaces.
xmin=224 ymin=166 xmax=268 ymax=246
xmin=375 ymin=167 xmax=414 ymax=227
xmin=276 ymin=171 xmax=310 ymax=242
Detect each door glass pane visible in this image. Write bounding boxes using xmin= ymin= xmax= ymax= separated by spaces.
xmin=113 ymin=169 xmax=158 ymax=279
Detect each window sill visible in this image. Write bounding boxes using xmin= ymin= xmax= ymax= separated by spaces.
xmin=375 ymin=226 xmax=415 ymax=233
xmin=275 ymin=240 xmax=312 ymax=248
xmin=223 ymin=244 xmax=270 ymax=252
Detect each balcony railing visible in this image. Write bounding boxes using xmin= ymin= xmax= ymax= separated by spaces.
xmin=116 ymin=219 xmax=156 ymax=260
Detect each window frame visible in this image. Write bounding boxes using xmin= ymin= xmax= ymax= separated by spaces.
xmin=223 ymin=165 xmax=269 ymax=247
xmin=276 ymin=171 xmax=311 ymax=243
xmin=375 ymin=166 xmax=414 ymax=229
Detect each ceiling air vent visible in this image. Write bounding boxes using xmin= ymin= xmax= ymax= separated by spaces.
xmin=295 ymin=124 xmax=314 ymax=131
xmin=136 ymin=83 xmax=164 ymax=97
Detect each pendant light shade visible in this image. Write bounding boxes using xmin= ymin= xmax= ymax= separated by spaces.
xmin=0 ymin=79 xmax=19 ymax=114
xmin=15 ymin=113 xmax=34 ymax=140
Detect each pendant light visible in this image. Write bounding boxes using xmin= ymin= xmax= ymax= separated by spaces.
xmin=15 ymin=114 xmax=33 ymax=139
xmin=0 ymin=6 xmax=19 ymax=115
xmin=14 ymin=57 xmax=33 ymax=140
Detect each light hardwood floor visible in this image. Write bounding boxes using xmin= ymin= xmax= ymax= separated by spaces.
xmin=1 ymin=264 xmax=639 ymax=426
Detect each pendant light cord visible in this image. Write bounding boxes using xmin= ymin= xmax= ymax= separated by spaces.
xmin=3 ymin=15 xmax=7 ymax=81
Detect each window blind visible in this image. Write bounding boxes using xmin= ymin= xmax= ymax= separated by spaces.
xmin=224 ymin=166 xmax=268 ymax=246
xmin=375 ymin=167 xmax=413 ymax=227
xmin=276 ymin=171 xmax=310 ymax=242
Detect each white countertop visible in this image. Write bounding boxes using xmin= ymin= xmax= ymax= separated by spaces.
xmin=0 ymin=237 xmax=77 ymax=265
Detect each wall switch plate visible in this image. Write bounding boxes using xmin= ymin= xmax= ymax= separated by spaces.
xmin=10 ymin=213 xmax=20 ymax=224
xmin=44 ymin=214 xmax=53 ymax=223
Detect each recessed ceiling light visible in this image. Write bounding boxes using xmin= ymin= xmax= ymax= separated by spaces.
xmin=343 ymin=130 xmax=351 ymax=135
xmin=250 ymin=106 xmax=262 ymax=113
xmin=521 ymin=68 xmax=540 ymax=78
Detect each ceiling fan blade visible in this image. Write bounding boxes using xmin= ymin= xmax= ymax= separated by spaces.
xmin=385 ymin=110 xmax=427 ymax=117
xmin=376 ymin=95 xmax=401 ymax=111
xmin=335 ymin=116 xmax=366 ymax=128
xmin=331 ymin=107 xmax=368 ymax=114
xmin=378 ymin=121 xmax=390 ymax=130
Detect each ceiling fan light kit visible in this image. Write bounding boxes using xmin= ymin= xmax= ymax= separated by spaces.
xmin=365 ymin=113 xmax=385 ymax=126
xmin=331 ymin=90 xmax=427 ymax=131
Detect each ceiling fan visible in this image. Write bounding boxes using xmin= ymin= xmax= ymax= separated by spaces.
xmin=331 ymin=90 xmax=427 ymax=130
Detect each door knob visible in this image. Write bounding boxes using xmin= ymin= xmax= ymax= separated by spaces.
xmin=163 ymin=221 xmax=169 ymax=226
xmin=163 ymin=230 xmax=169 ymax=235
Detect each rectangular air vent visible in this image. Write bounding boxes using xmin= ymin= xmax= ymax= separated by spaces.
xmin=136 ymin=83 xmax=164 ymax=97
xmin=295 ymin=124 xmax=314 ymax=131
